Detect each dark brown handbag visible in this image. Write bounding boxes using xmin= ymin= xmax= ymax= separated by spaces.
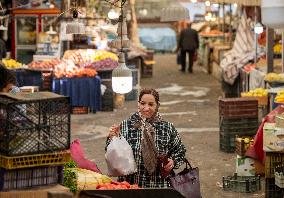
xmin=169 ymin=158 xmax=201 ymax=198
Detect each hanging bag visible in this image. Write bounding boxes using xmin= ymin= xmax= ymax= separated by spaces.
xmin=169 ymin=158 xmax=201 ymax=198
xmin=105 ymin=136 xmax=137 ymax=176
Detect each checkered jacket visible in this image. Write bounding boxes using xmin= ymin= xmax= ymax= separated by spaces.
xmin=106 ymin=112 xmax=186 ymax=188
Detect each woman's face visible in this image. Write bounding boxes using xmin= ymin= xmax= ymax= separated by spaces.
xmin=138 ymin=94 xmax=158 ymax=118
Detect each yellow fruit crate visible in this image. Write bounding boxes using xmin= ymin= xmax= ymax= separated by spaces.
xmin=0 ymin=150 xmax=71 ymax=169
xmin=242 ymin=96 xmax=268 ymax=106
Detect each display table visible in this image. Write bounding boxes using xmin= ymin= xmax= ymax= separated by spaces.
xmin=15 ymin=69 xmax=43 ymax=88
xmin=0 ymin=185 xmax=71 ymax=198
xmin=52 ymin=76 xmax=101 ymax=112
xmin=79 ymin=188 xmax=184 ymax=198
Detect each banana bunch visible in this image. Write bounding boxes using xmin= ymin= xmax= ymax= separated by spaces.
xmin=264 ymin=73 xmax=284 ymax=82
xmin=2 ymin=59 xmax=22 ymax=69
xmin=275 ymin=90 xmax=284 ymax=103
xmin=274 ymin=44 xmax=282 ymax=54
xmin=241 ymin=88 xmax=268 ymax=97
xmin=90 ymin=50 xmax=118 ymax=62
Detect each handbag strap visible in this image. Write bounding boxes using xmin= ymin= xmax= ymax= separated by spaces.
xmin=184 ymin=158 xmax=193 ymax=170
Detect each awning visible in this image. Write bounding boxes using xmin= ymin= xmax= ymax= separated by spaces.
xmin=210 ymin=0 xmax=260 ymax=6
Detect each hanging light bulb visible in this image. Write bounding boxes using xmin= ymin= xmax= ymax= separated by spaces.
xmin=66 ymin=9 xmax=85 ymax=34
xmin=112 ymin=52 xmax=133 ymax=94
xmin=205 ymin=1 xmax=210 ymax=7
xmin=191 ymin=0 xmax=197 ymax=3
xmin=108 ymin=9 xmax=119 ymax=19
xmin=0 ymin=24 xmax=7 ymax=31
xmin=254 ymin=23 xmax=263 ymax=34
xmin=46 ymin=26 xmax=57 ymax=35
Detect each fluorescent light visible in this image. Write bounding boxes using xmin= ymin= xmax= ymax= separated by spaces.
xmin=108 ymin=9 xmax=119 ymax=20
xmin=112 ymin=52 xmax=133 ymax=94
xmin=254 ymin=23 xmax=263 ymax=34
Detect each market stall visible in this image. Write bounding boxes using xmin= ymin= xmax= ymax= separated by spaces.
xmin=52 ymin=76 xmax=101 ymax=113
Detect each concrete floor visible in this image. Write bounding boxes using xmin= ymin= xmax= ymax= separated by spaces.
xmin=71 ymin=54 xmax=265 ymax=198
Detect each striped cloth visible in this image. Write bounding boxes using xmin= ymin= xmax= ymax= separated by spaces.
xmin=220 ymin=13 xmax=255 ymax=85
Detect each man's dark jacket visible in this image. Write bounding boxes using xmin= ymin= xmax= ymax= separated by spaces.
xmin=178 ymin=27 xmax=199 ymax=51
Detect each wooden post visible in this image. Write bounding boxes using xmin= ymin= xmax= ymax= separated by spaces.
xmin=128 ymin=0 xmax=140 ymax=45
xmin=266 ymin=28 xmax=274 ymax=73
xmin=282 ymin=31 xmax=284 ymax=72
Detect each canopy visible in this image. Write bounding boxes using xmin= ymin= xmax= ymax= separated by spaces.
xmin=205 ymin=0 xmax=261 ymax=6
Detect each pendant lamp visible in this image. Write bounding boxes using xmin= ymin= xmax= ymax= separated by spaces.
xmin=0 ymin=24 xmax=7 ymax=31
xmin=254 ymin=23 xmax=263 ymax=34
xmin=261 ymin=0 xmax=284 ymax=28
xmin=46 ymin=26 xmax=57 ymax=35
xmin=66 ymin=9 xmax=85 ymax=34
xmin=160 ymin=5 xmax=190 ymax=22
xmin=112 ymin=52 xmax=133 ymax=94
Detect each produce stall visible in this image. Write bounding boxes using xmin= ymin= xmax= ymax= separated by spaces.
xmin=24 ymin=49 xmax=119 ymax=113
xmin=52 ymin=76 xmax=101 ymax=113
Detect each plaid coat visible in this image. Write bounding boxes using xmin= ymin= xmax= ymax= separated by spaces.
xmin=106 ymin=112 xmax=186 ymax=188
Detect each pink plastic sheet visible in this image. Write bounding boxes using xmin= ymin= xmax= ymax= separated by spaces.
xmin=70 ymin=139 xmax=101 ymax=173
xmin=246 ymin=105 xmax=284 ymax=164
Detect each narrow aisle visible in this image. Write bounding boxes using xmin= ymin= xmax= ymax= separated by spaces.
xmin=71 ymin=53 xmax=264 ymax=197
xmin=146 ymin=53 xmax=264 ymax=198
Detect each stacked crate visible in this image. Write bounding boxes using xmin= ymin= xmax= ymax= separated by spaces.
xmin=263 ymin=115 xmax=284 ymax=198
xmin=265 ymin=153 xmax=284 ymax=198
xmin=219 ymin=98 xmax=259 ymax=153
xmin=0 ymin=92 xmax=71 ymax=191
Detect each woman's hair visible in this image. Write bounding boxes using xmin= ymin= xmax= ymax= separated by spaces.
xmin=138 ymin=88 xmax=160 ymax=104
xmin=0 ymin=64 xmax=16 ymax=91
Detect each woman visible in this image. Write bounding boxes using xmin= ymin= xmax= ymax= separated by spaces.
xmin=0 ymin=64 xmax=20 ymax=93
xmin=106 ymin=88 xmax=186 ymax=188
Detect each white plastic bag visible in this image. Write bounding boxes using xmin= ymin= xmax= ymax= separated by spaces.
xmin=105 ymin=136 xmax=137 ymax=176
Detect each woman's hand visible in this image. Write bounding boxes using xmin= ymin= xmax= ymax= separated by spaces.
xmin=164 ymin=158 xmax=174 ymax=172
xmin=108 ymin=124 xmax=120 ymax=139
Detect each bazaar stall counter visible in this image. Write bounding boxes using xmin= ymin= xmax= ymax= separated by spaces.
xmin=52 ymin=76 xmax=101 ymax=113
xmin=78 ymin=188 xmax=184 ymax=198
xmin=15 ymin=68 xmax=53 ymax=91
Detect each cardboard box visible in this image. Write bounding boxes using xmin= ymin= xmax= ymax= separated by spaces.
xmin=236 ymin=155 xmax=255 ymax=176
xmin=263 ymin=123 xmax=284 ymax=152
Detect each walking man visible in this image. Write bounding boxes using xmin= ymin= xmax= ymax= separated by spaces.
xmin=177 ymin=21 xmax=199 ymax=73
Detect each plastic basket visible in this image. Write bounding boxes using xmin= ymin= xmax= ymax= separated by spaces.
xmin=220 ymin=131 xmax=256 ymax=153
xmin=222 ymin=173 xmax=261 ymax=193
xmin=265 ymin=153 xmax=284 ymax=178
xmin=235 ymin=136 xmax=254 ymax=157
xmin=265 ymin=178 xmax=284 ymax=198
xmin=0 ymin=150 xmax=71 ymax=169
xmin=219 ymin=98 xmax=258 ymax=119
xmin=72 ymin=106 xmax=89 ymax=114
xmin=241 ymin=96 xmax=268 ymax=106
xmin=0 ymin=165 xmax=63 ymax=191
xmin=275 ymin=172 xmax=284 ymax=188
xmin=0 ymin=92 xmax=70 ymax=156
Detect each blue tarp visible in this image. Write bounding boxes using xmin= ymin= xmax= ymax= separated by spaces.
xmin=138 ymin=27 xmax=177 ymax=51
xmin=52 ymin=76 xmax=101 ymax=112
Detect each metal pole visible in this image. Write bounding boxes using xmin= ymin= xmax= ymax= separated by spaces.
xmin=282 ymin=31 xmax=284 ymax=72
xmin=267 ymin=28 xmax=274 ymax=73
xmin=254 ymin=6 xmax=257 ymax=64
xmin=222 ymin=3 xmax=225 ymax=43
xmin=255 ymin=33 xmax=258 ymax=64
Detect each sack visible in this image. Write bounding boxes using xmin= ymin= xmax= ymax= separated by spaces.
xmin=177 ymin=50 xmax=182 ymax=65
xmin=169 ymin=158 xmax=201 ymax=198
xmin=105 ymin=136 xmax=137 ymax=176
